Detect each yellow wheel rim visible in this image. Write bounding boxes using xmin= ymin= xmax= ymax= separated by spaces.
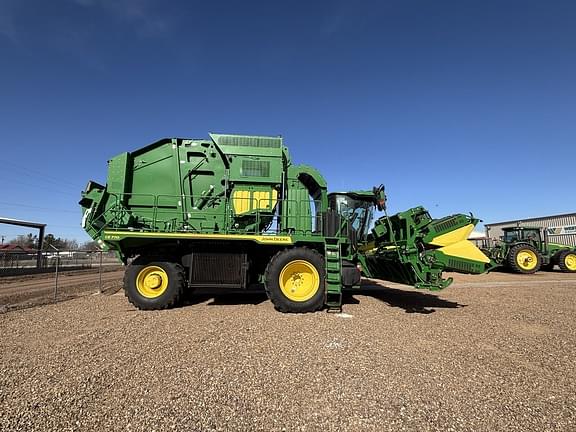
xmin=136 ymin=266 xmax=169 ymax=298
xmin=279 ymin=260 xmax=320 ymax=302
xmin=565 ymin=253 xmax=576 ymax=271
xmin=516 ymin=249 xmax=538 ymax=270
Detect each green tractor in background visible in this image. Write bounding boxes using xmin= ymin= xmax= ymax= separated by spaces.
xmin=484 ymin=226 xmax=576 ymax=274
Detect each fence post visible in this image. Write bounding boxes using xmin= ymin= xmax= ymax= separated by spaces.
xmin=48 ymin=244 xmax=60 ymax=302
xmin=54 ymin=251 xmax=60 ymax=301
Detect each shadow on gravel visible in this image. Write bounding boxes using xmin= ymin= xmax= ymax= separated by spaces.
xmin=343 ymin=282 xmax=466 ymax=314
xmin=182 ymin=288 xmax=269 ymax=308
xmin=170 ymin=283 xmax=464 ymax=314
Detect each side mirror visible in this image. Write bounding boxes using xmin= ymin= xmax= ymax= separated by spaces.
xmin=372 ymin=184 xmax=386 ymax=211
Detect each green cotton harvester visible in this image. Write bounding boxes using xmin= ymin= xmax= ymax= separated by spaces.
xmin=80 ymin=133 xmax=494 ymax=313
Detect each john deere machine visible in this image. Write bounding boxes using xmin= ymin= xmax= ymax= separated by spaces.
xmin=483 ymin=226 xmax=576 ymax=274
xmin=80 ymin=133 xmax=495 ymax=313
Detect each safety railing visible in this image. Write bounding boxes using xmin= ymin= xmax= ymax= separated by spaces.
xmin=85 ymin=192 xmax=328 ymax=238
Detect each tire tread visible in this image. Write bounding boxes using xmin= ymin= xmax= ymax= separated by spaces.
xmin=558 ymin=250 xmax=576 ymax=273
xmin=506 ymin=244 xmax=542 ymax=274
xmin=124 ymin=257 xmax=185 ymax=310
xmin=264 ymin=247 xmax=325 ymax=313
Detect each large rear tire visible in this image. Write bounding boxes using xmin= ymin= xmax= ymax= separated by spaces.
xmin=558 ymin=250 xmax=576 ymax=273
xmin=506 ymin=244 xmax=541 ymax=274
xmin=124 ymin=258 xmax=185 ymax=310
xmin=265 ymin=247 xmax=325 ymax=313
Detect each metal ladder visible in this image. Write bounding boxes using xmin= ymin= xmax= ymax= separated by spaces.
xmin=324 ymin=238 xmax=342 ymax=312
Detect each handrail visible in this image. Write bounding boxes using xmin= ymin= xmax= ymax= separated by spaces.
xmin=87 ymin=192 xmax=328 ymax=238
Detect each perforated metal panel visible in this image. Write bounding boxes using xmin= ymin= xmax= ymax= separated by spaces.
xmin=188 ymin=253 xmax=247 ymax=288
xmin=241 ymin=160 xmax=271 ymax=177
xmin=212 ymin=134 xmax=282 ymax=148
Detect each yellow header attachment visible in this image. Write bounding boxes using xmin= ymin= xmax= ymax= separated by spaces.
xmin=429 ymin=224 xmax=490 ymax=264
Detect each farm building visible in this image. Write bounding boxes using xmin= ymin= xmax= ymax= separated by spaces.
xmin=0 ymin=244 xmax=36 ymax=254
xmin=485 ymin=212 xmax=576 ymax=247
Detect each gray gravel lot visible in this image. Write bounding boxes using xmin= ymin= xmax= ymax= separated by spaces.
xmin=1 ymin=271 xmax=575 ymax=431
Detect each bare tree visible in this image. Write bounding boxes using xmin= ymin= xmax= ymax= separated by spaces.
xmin=42 ymin=234 xmax=80 ymax=251
xmin=9 ymin=233 xmax=38 ymax=249
xmin=81 ymin=240 xmax=100 ymax=251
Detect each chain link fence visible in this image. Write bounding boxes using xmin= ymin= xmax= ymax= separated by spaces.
xmin=0 ymin=249 xmax=124 ymax=310
xmin=0 ymin=250 xmax=120 ymax=276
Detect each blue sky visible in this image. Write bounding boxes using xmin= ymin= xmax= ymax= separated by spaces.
xmin=1 ymin=0 xmax=575 ymax=243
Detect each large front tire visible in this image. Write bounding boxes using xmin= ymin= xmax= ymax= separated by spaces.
xmin=506 ymin=244 xmax=541 ymax=274
xmin=558 ymin=250 xmax=576 ymax=273
xmin=124 ymin=258 xmax=185 ymax=310
xmin=265 ymin=247 xmax=325 ymax=313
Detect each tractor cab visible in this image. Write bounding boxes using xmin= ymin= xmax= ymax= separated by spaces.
xmin=502 ymin=227 xmax=545 ymax=251
xmin=327 ymin=185 xmax=385 ymax=245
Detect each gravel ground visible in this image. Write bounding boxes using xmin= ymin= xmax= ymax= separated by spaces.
xmin=1 ymin=271 xmax=575 ymax=431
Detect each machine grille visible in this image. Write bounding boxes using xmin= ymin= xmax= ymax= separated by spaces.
xmin=241 ymin=160 xmax=270 ymax=177
xmin=447 ymin=258 xmax=477 ymax=273
xmin=431 ymin=217 xmax=461 ymax=234
xmin=217 ymin=135 xmax=282 ymax=148
xmin=189 ymin=253 xmax=247 ymax=288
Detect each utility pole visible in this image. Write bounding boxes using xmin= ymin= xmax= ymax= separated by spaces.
xmin=49 ymin=244 xmax=60 ymax=301
xmin=1 ymin=235 xmax=4 ymax=245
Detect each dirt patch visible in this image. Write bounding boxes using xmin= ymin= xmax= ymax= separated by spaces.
xmin=0 ymin=267 xmax=124 ymax=312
